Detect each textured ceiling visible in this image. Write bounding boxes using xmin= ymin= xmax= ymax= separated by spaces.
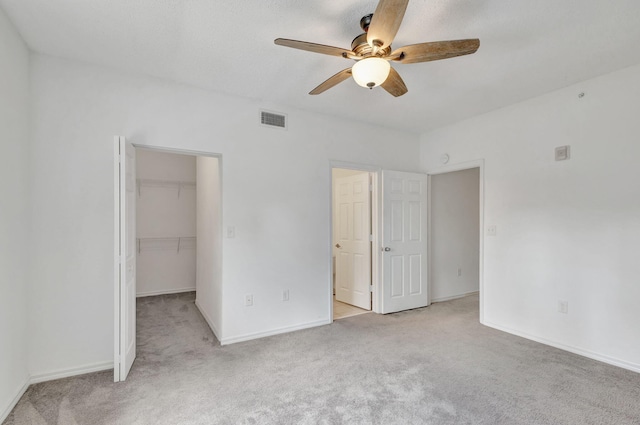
xmin=2 ymin=0 xmax=640 ymax=133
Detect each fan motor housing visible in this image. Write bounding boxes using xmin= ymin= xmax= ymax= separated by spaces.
xmin=351 ymin=33 xmax=391 ymax=57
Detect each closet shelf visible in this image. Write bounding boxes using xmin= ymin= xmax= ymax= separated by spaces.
xmin=137 ymin=179 xmax=196 ymax=198
xmin=137 ymin=237 xmax=196 ymax=254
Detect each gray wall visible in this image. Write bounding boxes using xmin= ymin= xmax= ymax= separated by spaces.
xmin=0 ymin=5 xmax=30 ymax=421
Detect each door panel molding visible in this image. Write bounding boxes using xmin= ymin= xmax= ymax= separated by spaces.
xmin=381 ymin=170 xmax=429 ymax=313
xmin=114 ymin=136 xmax=137 ymax=382
xmin=334 ymin=172 xmax=372 ymax=310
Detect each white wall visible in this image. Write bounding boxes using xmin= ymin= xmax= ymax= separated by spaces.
xmin=430 ymin=168 xmax=480 ymax=302
xmin=420 ymin=63 xmax=640 ymax=371
xmin=0 ymin=6 xmax=30 ymax=421
xmin=28 ymin=54 xmax=421 ymax=373
xmin=195 ymin=156 xmax=222 ymax=339
xmin=136 ymin=149 xmax=197 ymax=297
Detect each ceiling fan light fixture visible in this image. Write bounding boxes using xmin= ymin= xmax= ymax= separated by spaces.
xmin=352 ymin=57 xmax=390 ymax=89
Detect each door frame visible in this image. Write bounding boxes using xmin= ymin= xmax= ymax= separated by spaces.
xmin=329 ymin=161 xmax=381 ymax=320
xmin=426 ymin=159 xmax=485 ymax=323
xmin=333 ymin=172 xmax=373 ymax=310
xmin=114 ymin=142 xmax=223 ymax=382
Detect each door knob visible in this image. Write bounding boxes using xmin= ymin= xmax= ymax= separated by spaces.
xmin=384 ymin=247 xmax=391 ymax=252
xmin=335 ymin=244 xmax=341 ymax=248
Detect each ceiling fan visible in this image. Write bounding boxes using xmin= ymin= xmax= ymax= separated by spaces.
xmin=274 ymin=0 xmax=479 ymax=97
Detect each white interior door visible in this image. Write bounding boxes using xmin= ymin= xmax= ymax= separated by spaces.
xmin=381 ymin=170 xmax=428 ymax=313
xmin=114 ymin=136 xmax=136 ymax=381
xmin=334 ymin=172 xmax=372 ymax=310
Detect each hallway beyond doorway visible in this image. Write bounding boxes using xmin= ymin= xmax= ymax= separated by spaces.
xmin=333 ymin=296 xmax=369 ymax=320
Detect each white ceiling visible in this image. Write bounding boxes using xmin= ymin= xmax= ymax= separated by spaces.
xmin=3 ymin=0 xmax=640 ymax=133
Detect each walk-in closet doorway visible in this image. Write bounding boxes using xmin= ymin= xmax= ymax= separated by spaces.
xmin=114 ymin=139 xmax=223 ymax=382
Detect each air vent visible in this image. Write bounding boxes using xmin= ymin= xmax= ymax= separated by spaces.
xmin=260 ymin=110 xmax=287 ymax=130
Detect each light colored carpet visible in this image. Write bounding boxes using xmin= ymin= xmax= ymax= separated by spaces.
xmin=4 ymin=292 xmax=640 ymax=424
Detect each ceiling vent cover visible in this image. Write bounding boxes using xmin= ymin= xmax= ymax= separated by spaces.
xmin=260 ymin=110 xmax=287 ymax=130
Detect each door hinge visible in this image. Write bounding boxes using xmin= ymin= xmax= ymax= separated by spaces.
xmin=369 ymin=285 xmax=374 ymax=292
xmin=369 ymin=234 xmax=373 ymax=242
xmin=369 ymin=184 xmax=373 ymax=192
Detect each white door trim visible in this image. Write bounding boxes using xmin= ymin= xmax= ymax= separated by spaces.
xmin=114 ymin=136 xmax=137 ymax=381
xmin=334 ymin=172 xmax=372 ymax=310
xmin=114 ymin=141 xmax=223 ymax=382
xmin=329 ymin=161 xmax=381 ymax=319
xmin=132 ymin=144 xmax=223 ymax=159
xmin=426 ymin=159 xmax=485 ymax=323
xmin=113 ymin=138 xmax=121 ymax=382
xmin=380 ymin=170 xmax=430 ymax=313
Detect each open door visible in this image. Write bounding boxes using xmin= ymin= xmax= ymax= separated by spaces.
xmin=114 ymin=136 xmax=136 ymax=381
xmin=334 ymin=172 xmax=372 ymax=310
xmin=380 ymin=170 xmax=428 ymax=313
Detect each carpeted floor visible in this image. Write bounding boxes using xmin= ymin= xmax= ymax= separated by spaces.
xmin=5 ymin=292 xmax=640 ymax=424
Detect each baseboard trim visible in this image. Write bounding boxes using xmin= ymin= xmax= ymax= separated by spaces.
xmin=431 ymin=291 xmax=479 ymax=303
xmin=1 ymin=377 xmax=30 ymax=423
xmin=136 ymin=287 xmax=196 ymax=298
xmin=2 ymin=362 xmax=113 ymax=420
xmin=194 ymin=300 xmax=221 ymax=342
xmin=29 ymin=361 xmax=113 ymax=385
xmin=221 ymin=319 xmax=331 ymax=346
xmin=484 ymin=320 xmax=640 ymax=374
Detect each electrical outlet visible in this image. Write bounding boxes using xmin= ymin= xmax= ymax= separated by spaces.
xmin=555 ymin=145 xmax=570 ymax=161
xmin=227 ymin=226 xmax=236 ymax=238
xmin=558 ymin=300 xmax=568 ymax=314
xmin=487 ymin=225 xmax=497 ymax=236
xmin=457 ymin=267 xmax=462 ymax=277
xmin=282 ymin=289 xmax=289 ymax=302
xmin=245 ymin=294 xmax=253 ymax=307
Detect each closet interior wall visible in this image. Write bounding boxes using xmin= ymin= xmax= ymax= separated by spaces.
xmin=136 ymin=149 xmax=197 ymax=297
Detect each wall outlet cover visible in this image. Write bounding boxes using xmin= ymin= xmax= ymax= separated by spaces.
xmin=555 ymin=145 xmax=570 ymax=161
xmin=558 ymin=300 xmax=568 ymax=314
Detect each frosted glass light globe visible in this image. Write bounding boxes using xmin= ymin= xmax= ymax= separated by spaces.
xmin=352 ymin=57 xmax=391 ymax=89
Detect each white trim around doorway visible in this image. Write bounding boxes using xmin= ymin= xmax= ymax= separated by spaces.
xmin=114 ymin=142 xmax=223 ymax=381
xmin=426 ymin=159 xmax=485 ymax=324
xmin=329 ymin=161 xmax=382 ymax=320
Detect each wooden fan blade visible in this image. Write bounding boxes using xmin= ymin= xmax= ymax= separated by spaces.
xmin=380 ymin=67 xmax=407 ymax=97
xmin=309 ymin=68 xmax=353 ymax=95
xmin=367 ymin=0 xmax=409 ymax=50
xmin=391 ymin=39 xmax=480 ymax=64
xmin=275 ymin=38 xmax=353 ymax=58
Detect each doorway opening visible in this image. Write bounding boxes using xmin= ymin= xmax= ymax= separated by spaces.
xmin=331 ymin=167 xmax=376 ymax=320
xmin=428 ymin=162 xmax=483 ymax=321
xmin=114 ymin=139 xmax=222 ymax=382
xmin=135 ymin=149 xmax=198 ymax=298
xmin=329 ymin=164 xmax=431 ymax=320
